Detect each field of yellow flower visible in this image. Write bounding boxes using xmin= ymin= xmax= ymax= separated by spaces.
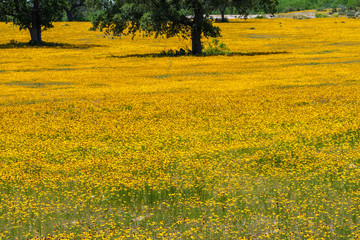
xmin=1 ymin=17 xmax=360 ymax=239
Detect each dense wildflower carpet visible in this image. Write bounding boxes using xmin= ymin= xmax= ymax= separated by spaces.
xmin=1 ymin=18 xmax=360 ymax=239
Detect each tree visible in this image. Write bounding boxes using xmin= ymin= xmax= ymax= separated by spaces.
xmin=348 ymin=0 xmax=360 ymax=9
xmin=91 ymin=0 xmax=278 ymax=55
xmin=64 ymin=0 xmax=87 ymax=21
xmin=0 ymin=0 xmax=66 ymax=44
xmin=219 ymin=4 xmax=227 ymax=22
xmin=212 ymin=0 xmax=230 ymax=22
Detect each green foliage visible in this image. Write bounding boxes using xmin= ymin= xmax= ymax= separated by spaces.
xmin=64 ymin=0 xmax=87 ymax=21
xmin=0 ymin=14 xmax=11 ymax=22
xmin=315 ymin=12 xmax=329 ymax=18
xmin=277 ymin=0 xmax=311 ymax=12
xmin=90 ymin=0 xmax=279 ymax=54
xmin=0 ymin=0 xmax=66 ymax=30
xmin=202 ymin=39 xmax=231 ymax=56
xmin=277 ymin=0 xmax=360 ymax=12
xmin=348 ymin=0 xmax=360 ymax=8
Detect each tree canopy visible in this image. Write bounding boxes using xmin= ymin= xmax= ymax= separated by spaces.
xmin=0 ymin=0 xmax=66 ymax=44
xmin=277 ymin=0 xmax=360 ymax=12
xmin=91 ymin=0 xmax=278 ymax=55
xmin=64 ymin=0 xmax=87 ymax=21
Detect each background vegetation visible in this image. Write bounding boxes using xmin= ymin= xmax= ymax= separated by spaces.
xmin=1 ymin=0 xmax=359 ymax=24
xmin=277 ymin=0 xmax=360 ymax=12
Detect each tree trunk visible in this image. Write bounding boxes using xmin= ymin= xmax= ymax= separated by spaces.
xmin=220 ymin=8 xmax=226 ymax=22
xmin=29 ymin=0 xmax=42 ymax=44
xmin=66 ymin=9 xmax=74 ymax=22
xmin=29 ymin=27 xmax=42 ymax=44
xmin=191 ymin=6 xmax=203 ymax=55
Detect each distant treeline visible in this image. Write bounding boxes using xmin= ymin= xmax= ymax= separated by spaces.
xmin=277 ymin=0 xmax=360 ymax=12
xmin=1 ymin=0 xmax=359 ymax=23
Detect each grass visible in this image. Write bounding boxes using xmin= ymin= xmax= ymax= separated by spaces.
xmin=1 ymin=18 xmax=360 ymax=239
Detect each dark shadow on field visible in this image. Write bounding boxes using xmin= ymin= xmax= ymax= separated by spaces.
xmin=111 ymin=51 xmax=289 ymax=58
xmin=0 ymin=41 xmax=104 ymax=49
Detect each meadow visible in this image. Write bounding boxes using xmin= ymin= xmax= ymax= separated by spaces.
xmin=1 ymin=17 xmax=360 ymax=239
